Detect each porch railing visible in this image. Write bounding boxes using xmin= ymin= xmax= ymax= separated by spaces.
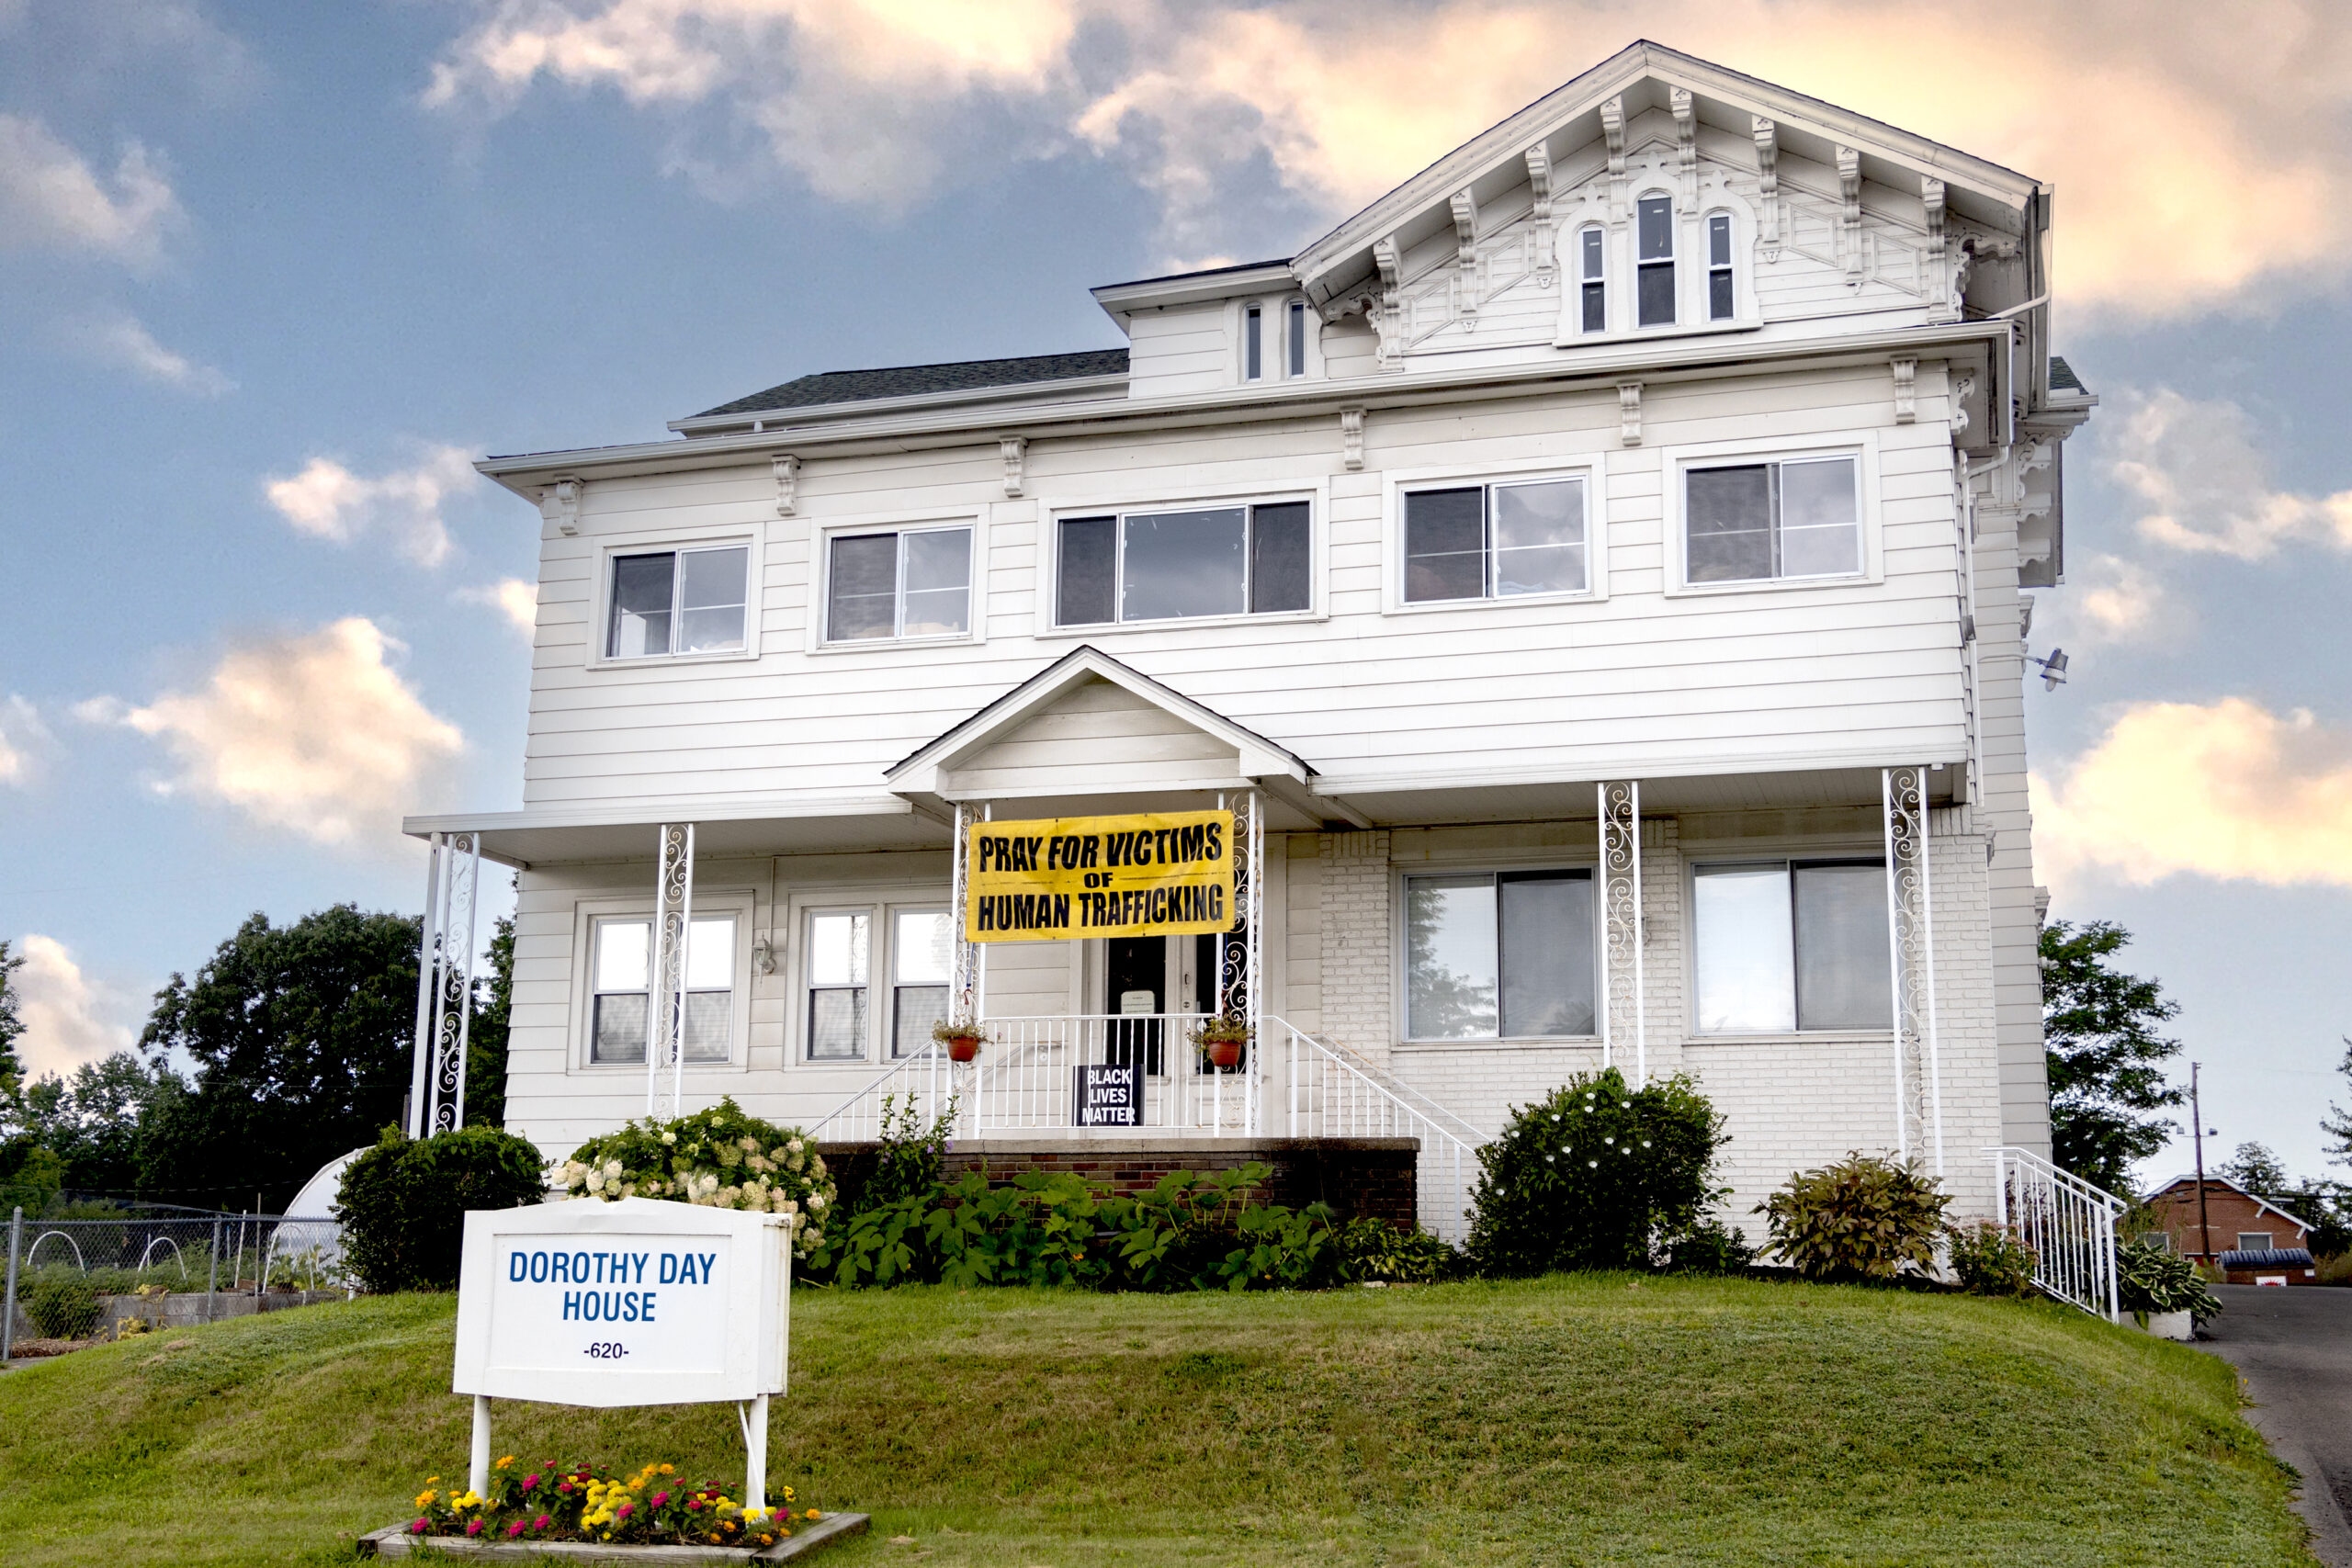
xmin=1272 ymin=1017 xmax=1484 ymax=1243
xmin=976 ymin=1014 xmax=1256 ymax=1134
xmin=1989 ymin=1145 xmax=2122 ymax=1322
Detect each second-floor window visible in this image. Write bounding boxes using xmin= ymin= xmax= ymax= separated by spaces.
xmin=1707 ymin=213 xmax=1735 ymax=321
xmin=1056 ymin=502 xmax=1310 ymax=626
xmin=606 ymin=545 xmax=748 ymax=658
xmin=1685 ymin=457 xmax=1860 ymax=583
xmin=825 ymin=525 xmax=973 ymax=641
xmin=1403 ymin=477 xmax=1589 ymax=603
xmin=1578 ymin=226 xmax=1606 ymax=333
xmin=1286 ymin=300 xmax=1308 ymax=376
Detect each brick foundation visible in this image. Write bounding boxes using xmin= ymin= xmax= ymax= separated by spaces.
xmin=819 ymin=1136 xmax=1419 ymax=1227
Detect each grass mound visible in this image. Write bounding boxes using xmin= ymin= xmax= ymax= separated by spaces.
xmin=0 ymin=1276 xmax=2312 ymax=1566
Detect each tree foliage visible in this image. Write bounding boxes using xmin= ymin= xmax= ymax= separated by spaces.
xmin=464 ymin=913 xmax=516 ymax=1131
xmin=2219 ymin=1141 xmax=2289 ymax=1197
xmin=334 ymin=1124 xmax=548 ymax=1292
xmin=2041 ymin=920 xmax=2183 ymax=1194
xmin=0 ymin=938 xmax=23 ymax=1098
xmin=138 ymin=905 xmax=424 ymax=1210
xmin=2324 ymin=1038 xmax=2352 ymax=1173
xmin=14 ymin=1052 xmax=186 ymax=1197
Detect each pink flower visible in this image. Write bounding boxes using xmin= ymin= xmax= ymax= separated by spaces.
xmin=616 ymin=1503 xmax=633 ymax=1519
xmin=534 ymin=1515 xmax=551 ymax=1529
xmin=524 ymin=1473 xmax=540 ymax=1488
xmin=465 ymin=1519 xmax=485 ymax=1537
xmin=652 ymin=1492 xmax=669 ymax=1507
xmin=508 ymin=1522 xmax=526 ymax=1538
xmin=410 ymin=1520 xmax=429 ymax=1535
xmin=686 ymin=1499 xmax=701 ymax=1511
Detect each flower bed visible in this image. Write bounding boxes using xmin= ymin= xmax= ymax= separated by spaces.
xmin=400 ymin=1457 xmax=819 ymax=1551
xmin=559 ymin=1098 xmax=837 ymax=1258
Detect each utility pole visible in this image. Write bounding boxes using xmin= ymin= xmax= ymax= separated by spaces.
xmin=2190 ymin=1062 xmax=2211 ymax=1264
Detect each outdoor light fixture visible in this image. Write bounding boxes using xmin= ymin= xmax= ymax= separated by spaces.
xmin=2026 ymin=647 xmax=2069 ymax=690
xmin=752 ymin=933 xmax=776 ymax=976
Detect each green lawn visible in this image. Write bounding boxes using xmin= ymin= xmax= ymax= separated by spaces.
xmin=0 ymin=1277 xmax=2313 ymax=1566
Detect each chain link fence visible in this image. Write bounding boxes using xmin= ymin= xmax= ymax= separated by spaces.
xmin=2 ymin=1202 xmax=348 ymax=1362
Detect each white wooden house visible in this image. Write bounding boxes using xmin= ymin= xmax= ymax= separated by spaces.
xmin=404 ymin=42 xmax=2096 ymax=1241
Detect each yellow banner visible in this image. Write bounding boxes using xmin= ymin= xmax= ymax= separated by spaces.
xmin=965 ymin=810 xmax=1235 ymax=942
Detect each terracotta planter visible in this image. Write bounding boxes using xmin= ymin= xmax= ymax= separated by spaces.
xmin=1203 ymin=1037 xmax=1244 ymax=1069
xmin=944 ymin=1034 xmax=982 ymax=1063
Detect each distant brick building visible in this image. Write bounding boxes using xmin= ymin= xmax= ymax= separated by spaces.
xmin=2143 ymin=1176 xmax=2317 ymax=1282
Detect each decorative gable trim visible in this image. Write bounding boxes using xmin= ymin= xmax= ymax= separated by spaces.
xmin=884 ymin=645 xmax=1315 ymax=798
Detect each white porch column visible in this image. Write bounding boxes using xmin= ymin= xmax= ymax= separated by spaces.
xmin=1882 ymin=766 xmax=1944 ymax=1174
xmin=408 ymin=830 xmax=481 ymax=1136
xmin=647 ymin=823 xmax=695 ymax=1121
xmin=1598 ymin=781 xmax=1645 ymax=1082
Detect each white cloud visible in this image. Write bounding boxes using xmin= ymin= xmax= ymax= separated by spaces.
xmin=2031 ymin=697 xmax=2352 ymax=892
xmin=428 ymin=0 xmax=2352 ymax=317
xmin=0 ymin=111 xmax=180 ymax=266
xmin=69 ymin=309 xmax=233 ymax=394
xmin=79 ymin=618 xmax=465 ymax=847
xmin=2109 ymin=388 xmax=2352 ymax=559
xmin=2059 ymin=552 xmax=2170 ymax=646
xmin=264 ymin=446 xmax=481 ymax=569
xmin=0 ymin=695 xmax=52 ymax=787
xmin=458 ymin=577 xmax=540 ymax=637
xmin=12 ymin=934 xmax=136 ymax=1079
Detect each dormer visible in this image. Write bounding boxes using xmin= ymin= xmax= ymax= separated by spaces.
xmin=1091 ymin=261 xmax=1326 ymax=398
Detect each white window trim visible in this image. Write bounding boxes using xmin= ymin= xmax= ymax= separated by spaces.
xmin=1661 ymin=431 xmax=1883 ymax=598
xmin=1680 ymin=852 xmax=1893 ymax=1040
xmin=1554 ymin=189 xmax=1762 ymax=346
xmin=809 ymin=513 xmax=985 ymax=652
xmin=567 ymin=890 xmax=757 ymax=1073
xmin=783 ymin=884 xmax=955 ymax=1066
xmin=1035 ymin=481 xmax=1328 ymax=637
xmin=1379 ymin=455 xmax=1611 ymax=616
xmin=588 ymin=528 xmax=763 ymax=670
xmin=1391 ymin=861 xmax=1604 ymax=1047
xmin=1232 ymin=295 xmax=1322 ymax=385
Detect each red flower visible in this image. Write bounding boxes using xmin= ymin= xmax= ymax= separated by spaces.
xmin=686 ymin=1499 xmax=701 ymax=1512
xmin=534 ymin=1515 xmax=551 ymax=1529
xmin=409 ymin=1520 xmax=428 ymax=1535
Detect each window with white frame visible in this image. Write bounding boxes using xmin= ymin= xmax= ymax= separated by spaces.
xmin=1706 ymin=213 xmax=1735 ymax=321
xmin=1056 ymin=502 xmax=1310 ymax=626
xmin=825 ymin=525 xmax=973 ymax=641
xmin=805 ymin=909 xmax=870 ymax=1061
xmin=1691 ymin=860 xmax=1890 ymax=1032
xmin=890 ymin=908 xmax=952 ymax=1057
xmin=2237 ymin=1232 xmax=2276 ymax=1252
xmin=1405 ymin=870 xmax=1597 ymax=1040
xmin=1243 ymin=304 xmax=1264 ymax=380
xmin=606 ymin=546 xmax=749 ymax=659
xmin=1635 ymin=195 xmax=1676 ymax=327
xmin=1577 ymin=226 xmax=1607 ymax=333
xmin=588 ymin=913 xmax=737 ymax=1064
xmin=1403 ymin=476 xmax=1589 ymax=604
xmin=1684 ymin=457 xmax=1860 ymax=584
xmin=1286 ymin=299 xmax=1308 ymax=376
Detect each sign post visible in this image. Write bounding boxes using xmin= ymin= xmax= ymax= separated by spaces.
xmin=452 ymin=1197 xmax=791 ymax=1507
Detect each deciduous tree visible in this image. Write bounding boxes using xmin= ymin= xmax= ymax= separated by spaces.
xmin=2041 ymin=919 xmax=2183 ymax=1195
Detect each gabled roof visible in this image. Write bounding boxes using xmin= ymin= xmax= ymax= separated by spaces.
xmin=1291 ymin=39 xmax=2044 ymax=311
xmin=2149 ymin=1174 xmax=2313 ymax=1233
xmin=885 ymin=644 xmax=1312 ymax=792
xmin=691 ymin=349 xmax=1129 ymax=421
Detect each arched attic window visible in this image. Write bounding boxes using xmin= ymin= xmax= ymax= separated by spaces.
xmin=1577 ymin=226 xmax=1607 ymax=333
xmin=1635 ymin=194 xmax=1676 ymax=327
xmin=1706 ymin=212 xmax=1736 ymax=321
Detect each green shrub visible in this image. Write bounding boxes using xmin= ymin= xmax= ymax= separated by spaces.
xmin=2117 ymin=1238 xmax=2222 ymax=1322
xmin=334 ymin=1124 xmax=548 ymax=1293
xmin=560 ymin=1098 xmax=835 ymax=1258
xmin=24 ymin=1267 xmax=99 ymax=1338
xmin=1755 ymin=1153 xmax=1950 ymax=1281
xmin=1466 ymin=1068 xmax=1728 ymax=1276
xmin=1336 ymin=1217 xmax=1462 ymax=1283
xmin=1946 ymin=1220 xmax=2038 ymax=1297
xmin=855 ymin=1093 xmax=956 ymax=1215
xmin=1659 ymin=1218 xmax=1756 ymax=1276
xmin=1101 ymin=1165 xmax=1340 ymax=1292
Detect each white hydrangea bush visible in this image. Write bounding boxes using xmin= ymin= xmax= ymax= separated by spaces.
xmin=559 ymin=1096 xmax=836 ymax=1258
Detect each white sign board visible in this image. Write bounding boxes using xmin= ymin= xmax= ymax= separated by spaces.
xmin=452 ymin=1196 xmax=789 ymax=1408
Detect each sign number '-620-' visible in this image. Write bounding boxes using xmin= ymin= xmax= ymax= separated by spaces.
xmin=584 ymin=1342 xmax=628 ymax=1359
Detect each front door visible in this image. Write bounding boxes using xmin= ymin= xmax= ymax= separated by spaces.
xmin=1105 ymin=935 xmax=1166 ymax=1075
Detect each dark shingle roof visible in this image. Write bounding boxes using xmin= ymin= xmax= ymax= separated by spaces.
xmin=2218 ymin=1248 xmax=2314 ymax=1269
xmin=695 ymin=349 xmax=1130 ymax=420
xmin=2049 ymin=355 xmax=2086 ymax=393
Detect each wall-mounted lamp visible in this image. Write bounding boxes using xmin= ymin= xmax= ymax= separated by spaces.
xmin=2025 ymin=647 xmax=2069 ymax=691
xmin=752 ymin=934 xmax=776 ymax=976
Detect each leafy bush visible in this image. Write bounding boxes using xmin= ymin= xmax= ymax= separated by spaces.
xmin=1465 ymin=1068 xmax=1729 ymax=1276
xmin=1658 ymin=1218 xmax=1756 ymax=1276
xmin=1336 ymin=1217 xmax=1462 ymax=1283
xmin=854 ymin=1094 xmax=955 ymax=1215
xmin=560 ymin=1098 xmax=835 ymax=1258
xmin=1946 ymin=1220 xmax=2038 ymax=1297
xmin=335 ymin=1124 xmax=548 ymax=1293
xmin=1101 ymin=1165 xmax=1340 ymax=1292
xmin=1755 ymin=1153 xmax=1950 ymax=1281
xmin=24 ymin=1267 xmax=99 ymax=1338
xmin=2117 ymin=1237 xmax=2222 ymax=1322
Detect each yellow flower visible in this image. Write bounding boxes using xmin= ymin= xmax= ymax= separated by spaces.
xmin=495 ymin=1455 xmax=514 ymax=1470
xmin=805 ymin=1508 xmax=820 ymax=1519
xmin=659 ymin=1463 xmax=675 ymax=1475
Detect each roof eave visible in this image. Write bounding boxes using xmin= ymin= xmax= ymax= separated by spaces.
xmin=1091 ymin=263 xmax=1301 ymax=324
xmin=670 ymin=372 xmax=1132 ymax=435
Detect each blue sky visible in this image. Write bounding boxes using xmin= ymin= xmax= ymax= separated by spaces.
xmin=2 ymin=0 xmax=2346 ymax=1190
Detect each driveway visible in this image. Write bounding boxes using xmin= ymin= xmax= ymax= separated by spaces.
xmin=2197 ymin=1285 xmax=2352 ymax=1566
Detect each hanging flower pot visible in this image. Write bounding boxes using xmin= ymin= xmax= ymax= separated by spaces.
xmin=1204 ymin=1036 xmax=1243 ymax=1069
xmin=932 ymin=1020 xmax=988 ymax=1062
xmin=1189 ymin=1014 xmax=1250 ymax=1070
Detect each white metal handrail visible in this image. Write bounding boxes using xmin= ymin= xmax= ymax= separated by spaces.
xmin=975 ymin=1014 xmax=1255 ymax=1135
xmin=806 ymin=1046 xmax=958 ymax=1142
xmin=1989 ymin=1145 xmax=2122 ymax=1322
xmin=1273 ymin=1016 xmax=1483 ymax=1244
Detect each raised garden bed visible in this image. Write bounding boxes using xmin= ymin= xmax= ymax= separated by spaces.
xmin=359 ymin=1511 xmax=867 ymax=1562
